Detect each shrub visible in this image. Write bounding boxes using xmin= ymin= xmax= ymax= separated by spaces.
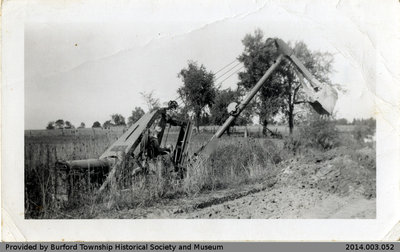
xmin=298 ymin=113 xmax=339 ymax=150
xmin=352 ymin=124 xmax=375 ymax=143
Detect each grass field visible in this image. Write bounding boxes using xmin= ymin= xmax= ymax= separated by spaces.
xmin=24 ymin=123 xmax=375 ymax=219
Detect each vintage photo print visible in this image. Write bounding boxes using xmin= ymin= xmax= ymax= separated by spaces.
xmin=3 ymin=0 xmax=400 ymax=241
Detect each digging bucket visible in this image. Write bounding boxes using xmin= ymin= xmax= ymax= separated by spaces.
xmin=310 ymin=84 xmax=338 ymax=115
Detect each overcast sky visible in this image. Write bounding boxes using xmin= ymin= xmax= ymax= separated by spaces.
xmin=25 ymin=0 xmax=377 ymax=130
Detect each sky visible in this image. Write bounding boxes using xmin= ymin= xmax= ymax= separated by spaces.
xmin=24 ymin=0 xmax=378 ymax=130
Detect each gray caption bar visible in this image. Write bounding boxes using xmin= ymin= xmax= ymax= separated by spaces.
xmin=1 ymin=242 xmax=399 ymax=252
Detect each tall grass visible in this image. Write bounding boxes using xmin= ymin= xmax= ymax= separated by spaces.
xmin=25 ymin=130 xmax=283 ymax=218
xmin=183 ymin=138 xmax=281 ymax=194
xmin=25 ymin=133 xmax=118 ymax=218
xmin=72 ymin=138 xmax=282 ymax=218
xmin=25 ymin=124 xmax=366 ymax=218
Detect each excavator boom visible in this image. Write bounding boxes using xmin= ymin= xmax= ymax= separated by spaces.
xmin=196 ymin=39 xmax=338 ymax=154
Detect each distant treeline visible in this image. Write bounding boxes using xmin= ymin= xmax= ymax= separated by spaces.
xmin=334 ymin=117 xmax=376 ymax=126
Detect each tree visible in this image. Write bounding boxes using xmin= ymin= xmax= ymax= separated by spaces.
xmin=92 ymin=121 xmax=101 ymax=128
xmin=55 ymin=119 xmax=65 ymax=129
xmin=140 ymin=91 xmax=160 ymax=112
xmin=178 ymin=61 xmax=217 ymax=132
xmin=78 ymin=122 xmax=86 ymax=129
xmin=103 ymin=120 xmax=112 ymax=129
xmin=111 ymin=114 xmax=126 ymax=126
xmin=210 ymin=88 xmax=252 ymax=134
xmin=64 ymin=121 xmax=75 ymax=129
xmin=128 ymin=107 xmax=145 ymax=126
xmin=238 ymin=29 xmax=334 ymax=134
xmin=46 ymin=121 xmax=55 ymax=130
xmin=237 ymin=30 xmax=285 ymax=135
xmin=280 ymin=41 xmax=334 ymax=134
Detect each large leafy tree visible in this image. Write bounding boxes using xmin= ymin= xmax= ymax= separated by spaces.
xmin=238 ymin=29 xmax=334 ymax=134
xmin=237 ymin=30 xmax=284 ymax=135
xmin=78 ymin=122 xmax=86 ymax=129
xmin=46 ymin=121 xmax=55 ymax=130
xmin=128 ymin=107 xmax=145 ymax=126
xmin=279 ymin=41 xmax=334 ymax=134
xmin=103 ymin=114 xmax=126 ymax=129
xmin=210 ymin=88 xmax=253 ymax=134
xmin=92 ymin=121 xmax=101 ymax=128
xmin=111 ymin=114 xmax=126 ymax=126
xmin=55 ymin=119 xmax=65 ymax=129
xmin=64 ymin=121 xmax=74 ymax=129
xmin=103 ymin=120 xmax=112 ymax=129
xmin=178 ymin=61 xmax=217 ymax=132
xmin=210 ymin=88 xmax=238 ymax=126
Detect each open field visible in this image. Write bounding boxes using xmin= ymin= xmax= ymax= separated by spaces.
xmin=24 ymin=124 xmax=375 ymax=219
xmin=25 ymin=124 xmax=356 ymax=137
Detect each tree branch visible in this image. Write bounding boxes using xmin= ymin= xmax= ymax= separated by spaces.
xmin=294 ymin=100 xmax=308 ymax=105
xmin=294 ymin=83 xmax=302 ymax=92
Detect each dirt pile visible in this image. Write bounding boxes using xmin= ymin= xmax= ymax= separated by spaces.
xmin=276 ymin=146 xmax=375 ymax=199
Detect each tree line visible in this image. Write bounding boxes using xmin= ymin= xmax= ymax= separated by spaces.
xmin=174 ymin=29 xmax=337 ymax=134
xmin=45 ymin=29 xmax=356 ymax=134
xmin=46 ymin=108 xmax=146 ymax=130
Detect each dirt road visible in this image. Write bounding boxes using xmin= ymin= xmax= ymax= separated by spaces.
xmin=89 ymin=145 xmax=376 ymax=219
xmin=176 ymin=186 xmax=375 ymax=219
xmin=94 ymin=184 xmax=375 ymax=219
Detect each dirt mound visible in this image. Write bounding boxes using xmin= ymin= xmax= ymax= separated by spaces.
xmin=277 ymin=146 xmax=375 ymax=199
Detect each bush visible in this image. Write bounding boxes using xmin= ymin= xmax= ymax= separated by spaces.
xmin=352 ymin=124 xmax=375 ymax=143
xmin=298 ymin=113 xmax=339 ymax=150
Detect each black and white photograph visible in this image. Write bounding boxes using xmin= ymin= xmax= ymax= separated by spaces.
xmin=3 ymin=0 xmax=400 ymax=241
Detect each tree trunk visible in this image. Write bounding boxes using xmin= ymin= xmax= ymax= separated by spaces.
xmin=288 ymin=105 xmax=294 ymax=134
xmin=287 ymin=83 xmax=295 ymax=134
xmin=262 ymin=118 xmax=268 ymax=136
xmin=196 ymin=112 xmax=201 ymax=133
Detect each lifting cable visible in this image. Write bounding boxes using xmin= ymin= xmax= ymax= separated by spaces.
xmin=217 ymin=65 xmax=244 ymax=86
xmin=171 ymin=58 xmax=242 ymax=103
xmin=214 ymin=59 xmax=238 ymax=75
xmin=214 ymin=61 xmax=242 ymax=81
